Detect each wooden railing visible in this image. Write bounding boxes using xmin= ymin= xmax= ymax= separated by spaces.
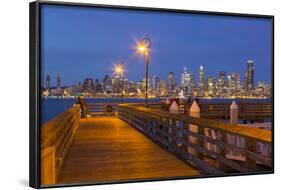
xmin=200 ymin=102 xmax=272 ymax=121
xmin=86 ymin=103 xmax=118 ymax=116
xmin=85 ymin=102 xmax=162 ymax=116
xmin=41 ymin=105 xmax=81 ymax=185
xmin=118 ymin=104 xmax=272 ymax=174
xmin=159 ymin=101 xmax=272 ymax=122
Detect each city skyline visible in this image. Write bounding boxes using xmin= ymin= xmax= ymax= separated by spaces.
xmin=42 ymin=60 xmax=271 ymax=88
xmin=42 ymin=60 xmax=272 ymax=99
xmin=41 ymin=4 xmax=272 ymax=86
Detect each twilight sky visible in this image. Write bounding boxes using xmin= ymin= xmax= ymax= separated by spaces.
xmin=41 ymin=4 xmax=273 ymax=87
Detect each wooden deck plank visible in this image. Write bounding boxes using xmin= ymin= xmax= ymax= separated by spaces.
xmin=57 ymin=116 xmax=200 ymax=184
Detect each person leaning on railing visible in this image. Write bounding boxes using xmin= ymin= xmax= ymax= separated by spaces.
xmin=76 ymin=96 xmax=87 ymax=118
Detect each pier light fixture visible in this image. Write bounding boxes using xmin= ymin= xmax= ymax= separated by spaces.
xmin=136 ymin=37 xmax=151 ymax=107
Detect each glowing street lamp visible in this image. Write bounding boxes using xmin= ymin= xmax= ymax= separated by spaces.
xmin=137 ymin=37 xmax=151 ymax=107
xmin=114 ymin=62 xmax=125 ymax=103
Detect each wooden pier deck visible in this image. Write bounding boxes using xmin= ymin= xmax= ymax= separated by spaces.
xmin=41 ymin=103 xmax=272 ymax=186
xmin=57 ymin=116 xmax=200 ymax=184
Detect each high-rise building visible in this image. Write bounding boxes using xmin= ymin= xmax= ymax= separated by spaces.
xmin=77 ymin=82 xmax=83 ymax=93
xmin=46 ymin=75 xmax=51 ymax=90
xmin=83 ymin=78 xmax=94 ymax=92
xmin=181 ymin=67 xmax=189 ymax=86
xmin=159 ymin=80 xmax=167 ymax=96
xmin=128 ymin=81 xmax=137 ymax=94
xmin=199 ymin=65 xmax=204 ymax=85
xmin=257 ymin=82 xmax=265 ymax=97
xmin=245 ymin=60 xmax=254 ymax=92
xmin=138 ymin=77 xmax=150 ymax=95
xmin=227 ymin=72 xmax=241 ymax=96
xmin=102 ymin=75 xmax=113 ymax=94
xmin=94 ymin=79 xmax=103 ymax=93
xmin=197 ymin=65 xmax=205 ymax=97
xmin=56 ymin=75 xmax=61 ymax=89
xmin=152 ymin=75 xmax=160 ymax=95
xmin=207 ymin=77 xmax=215 ymax=96
xmin=112 ymin=75 xmax=122 ymax=94
xmin=217 ymin=71 xmax=226 ymax=96
xmin=181 ymin=67 xmax=194 ymax=97
xmin=168 ymin=72 xmax=176 ymax=96
xmin=190 ymin=73 xmax=195 ymax=90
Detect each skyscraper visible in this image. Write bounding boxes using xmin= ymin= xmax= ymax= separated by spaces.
xmin=217 ymin=71 xmax=226 ymax=96
xmin=46 ymin=75 xmax=51 ymax=90
xmin=56 ymin=75 xmax=61 ymax=89
xmin=227 ymin=73 xmax=241 ymax=96
xmin=168 ymin=72 xmax=175 ymax=96
xmin=181 ymin=67 xmax=189 ymax=87
xmin=181 ymin=67 xmax=194 ymax=97
xmin=199 ymin=65 xmax=204 ymax=85
xmin=103 ymin=75 xmax=113 ymax=94
xmin=152 ymin=75 xmax=160 ymax=95
xmin=158 ymin=80 xmax=167 ymax=96
xmin=94 ymin=79 xmax=103 ymax=93
xmin=207 ymin=77 xmax=215 ymax=96
xmin=245 ymin=60 xmax=254 ymax=92
xmin=197 ymin=65 xmax=205 ymax=97
xmin=83 ymin=78 xmax=94 ymax=93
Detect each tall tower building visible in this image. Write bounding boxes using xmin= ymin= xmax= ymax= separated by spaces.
xmin=197 ymin=65 xmax=205 ymax=97
xmin=152 ymin=75 xmax=160 ymax=95
xmin=56 ymin=75 xmax=61 ymax=89
xmin=228 ymin=73 xmax=241 ymax=96
xmin=181 ymin=67 xmax=194 ymax=97
xmin=181 ymin=66 xmax=189 ymax=86
xmin=199 ymin=65 xmax=204 ymax=85
xmin=218 ymin=71 xmax=226 ymax=96
xmin=46 ymin=75 xmax=51 ymax=90
xmin=83 ymin=78 xmax=94 ymax=92
xmin=94 ymin=79 xmax=103 ymax=93
xmin=207 ymin=77 xmax=215 ymax=96
xmin=159 ymin=80 xmax=167 ymax=96
xmin=245 ymin=60 xmax=254 ymax=92
xmin=168 ymin=72 xmax=175 ymax=96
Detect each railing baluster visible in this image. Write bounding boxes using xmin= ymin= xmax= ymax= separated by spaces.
xmin=245 ymin=139 xmax=257 ymax=170
xmin=217 ymin=130 xmax=227 ymax=171
xmin=197 ymin=126 xmax=205 ymax=159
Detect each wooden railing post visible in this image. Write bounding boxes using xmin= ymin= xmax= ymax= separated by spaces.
xmin=228 ymin=100 xmax=238 ymax=156
xmin=217 ymin=131 xmax=227 ymax=171
xmin=230 ymin=100 xmax=238 ymax=124
xmin=245 ymin=139 xmax=257 ymax=170
xmin=188 ymin=100 xmax=203 ymax=158
xmin=182 ymin=120 xmax=189 ymax=152
xmin=177 ymin=120 xmax=183 ymax=147
xmin=41 ymin=146 xmax=56 ymax=185
xmin=169 ymin=118 xmax=177 ymax=146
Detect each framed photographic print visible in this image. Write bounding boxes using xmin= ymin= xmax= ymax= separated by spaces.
xmin=30 ymin=0 xmax=274 ymax=188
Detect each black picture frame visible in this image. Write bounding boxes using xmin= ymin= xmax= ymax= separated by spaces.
xmin=30 ymin=1 xmax=274 ymax=189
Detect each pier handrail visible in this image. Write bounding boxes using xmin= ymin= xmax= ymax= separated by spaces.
xmin=85 ymin=102 xmax=162 ymax=116
xmin=118 ymin=104 xmax=272 ymax=174
xmin=85 ymin=102 xmax=118 ymax=116
xmin=154 ymin=101 xmax=272 ymax=121
xmin=41 ymin=105 xmax=81 ymax=185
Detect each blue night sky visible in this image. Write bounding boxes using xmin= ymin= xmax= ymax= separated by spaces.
xmin=41 ymin=4 xmax=272 ymax=87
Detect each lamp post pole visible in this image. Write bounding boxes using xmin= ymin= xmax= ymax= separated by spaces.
xmin=145 ymin=50 xmax=149 ymax=107
xmin=121 ymin=62 xmax=124 ymax=104
xmin=140 ymin=37 xmax=151 ymax=107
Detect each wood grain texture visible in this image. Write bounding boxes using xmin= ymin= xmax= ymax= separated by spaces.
xmin=57 ymin=117 xmax=200 ymax=184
